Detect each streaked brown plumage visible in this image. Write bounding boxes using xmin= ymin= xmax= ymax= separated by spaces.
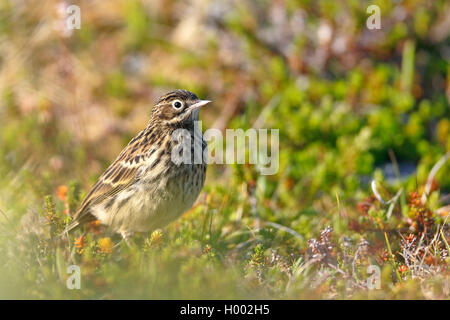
xmin=63 ymin=90 xmax=210 ymax=243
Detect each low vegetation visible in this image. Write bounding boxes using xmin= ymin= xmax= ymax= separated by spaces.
xmin=0 ymin=0 xmax=448 ymax=299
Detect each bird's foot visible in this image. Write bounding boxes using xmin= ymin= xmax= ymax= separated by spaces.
xmin=119 ymin=230 xmax=135 ymax=247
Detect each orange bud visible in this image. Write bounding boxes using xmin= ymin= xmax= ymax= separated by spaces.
xmin=57 ymin=185 xmax=68 ymax=201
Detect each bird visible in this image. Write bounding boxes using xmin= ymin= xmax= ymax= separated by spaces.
xmin=62 ymin=89 xmax=210 ymax=244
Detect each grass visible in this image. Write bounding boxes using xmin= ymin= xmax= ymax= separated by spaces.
xmin=0 ymin=156 xmax=448 ymax=299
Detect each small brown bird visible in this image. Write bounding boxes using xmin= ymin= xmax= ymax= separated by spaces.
xmin=63 ymin=90 xmax=210 ymax=243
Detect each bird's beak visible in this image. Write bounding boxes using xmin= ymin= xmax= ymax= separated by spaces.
xmin=190 ymin=100 xmax=211 ymax=110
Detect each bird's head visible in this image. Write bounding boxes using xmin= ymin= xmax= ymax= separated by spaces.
xmin=151 ymin=89 xmax=210 ymax=127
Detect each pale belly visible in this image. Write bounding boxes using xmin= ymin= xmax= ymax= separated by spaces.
xmin=91 ymin=163 xmax=206 ymax=234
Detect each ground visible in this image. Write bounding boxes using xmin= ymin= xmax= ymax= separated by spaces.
xmin=0 ymin=0 xmax=449 ymax=299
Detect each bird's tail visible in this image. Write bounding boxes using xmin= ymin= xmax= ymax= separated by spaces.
xmin=59 ymin=220 xmax=81 ymax=238
xmin=59 ymin=212 xmax=97 ymax=238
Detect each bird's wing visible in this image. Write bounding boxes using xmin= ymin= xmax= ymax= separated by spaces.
xmin=72 ymin=129 xmax=156 ymax=224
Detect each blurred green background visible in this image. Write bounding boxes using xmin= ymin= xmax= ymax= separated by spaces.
xmin=0 ymin=0 xmax=449 ymax=299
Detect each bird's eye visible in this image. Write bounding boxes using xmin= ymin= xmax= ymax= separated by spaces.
xmin=172 ymin=100 xmax=183 ymax=110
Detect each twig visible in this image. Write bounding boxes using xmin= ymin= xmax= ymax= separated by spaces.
xmin=384 ymin=232 xmax=401 ymax=281
xmin=352 ymin=239 xmax=369 ymax=281
xmin=387 ymin=189 xmax=403 ymax=219
xmin=327 ymin=263 xmax=366 ymax=289
xmin=388 ymin=149 xmax=401 ymax=182
xmin=371 ymin=180 xmax=403 ymax=210
xmin=440 ymin=228 xmax=450 ymax=254
xmin=266 ymin=221 xmax=304 ymax=241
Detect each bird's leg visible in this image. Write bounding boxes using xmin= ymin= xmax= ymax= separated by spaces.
xmin=119 ymin=230 xmax=135 ymax=247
